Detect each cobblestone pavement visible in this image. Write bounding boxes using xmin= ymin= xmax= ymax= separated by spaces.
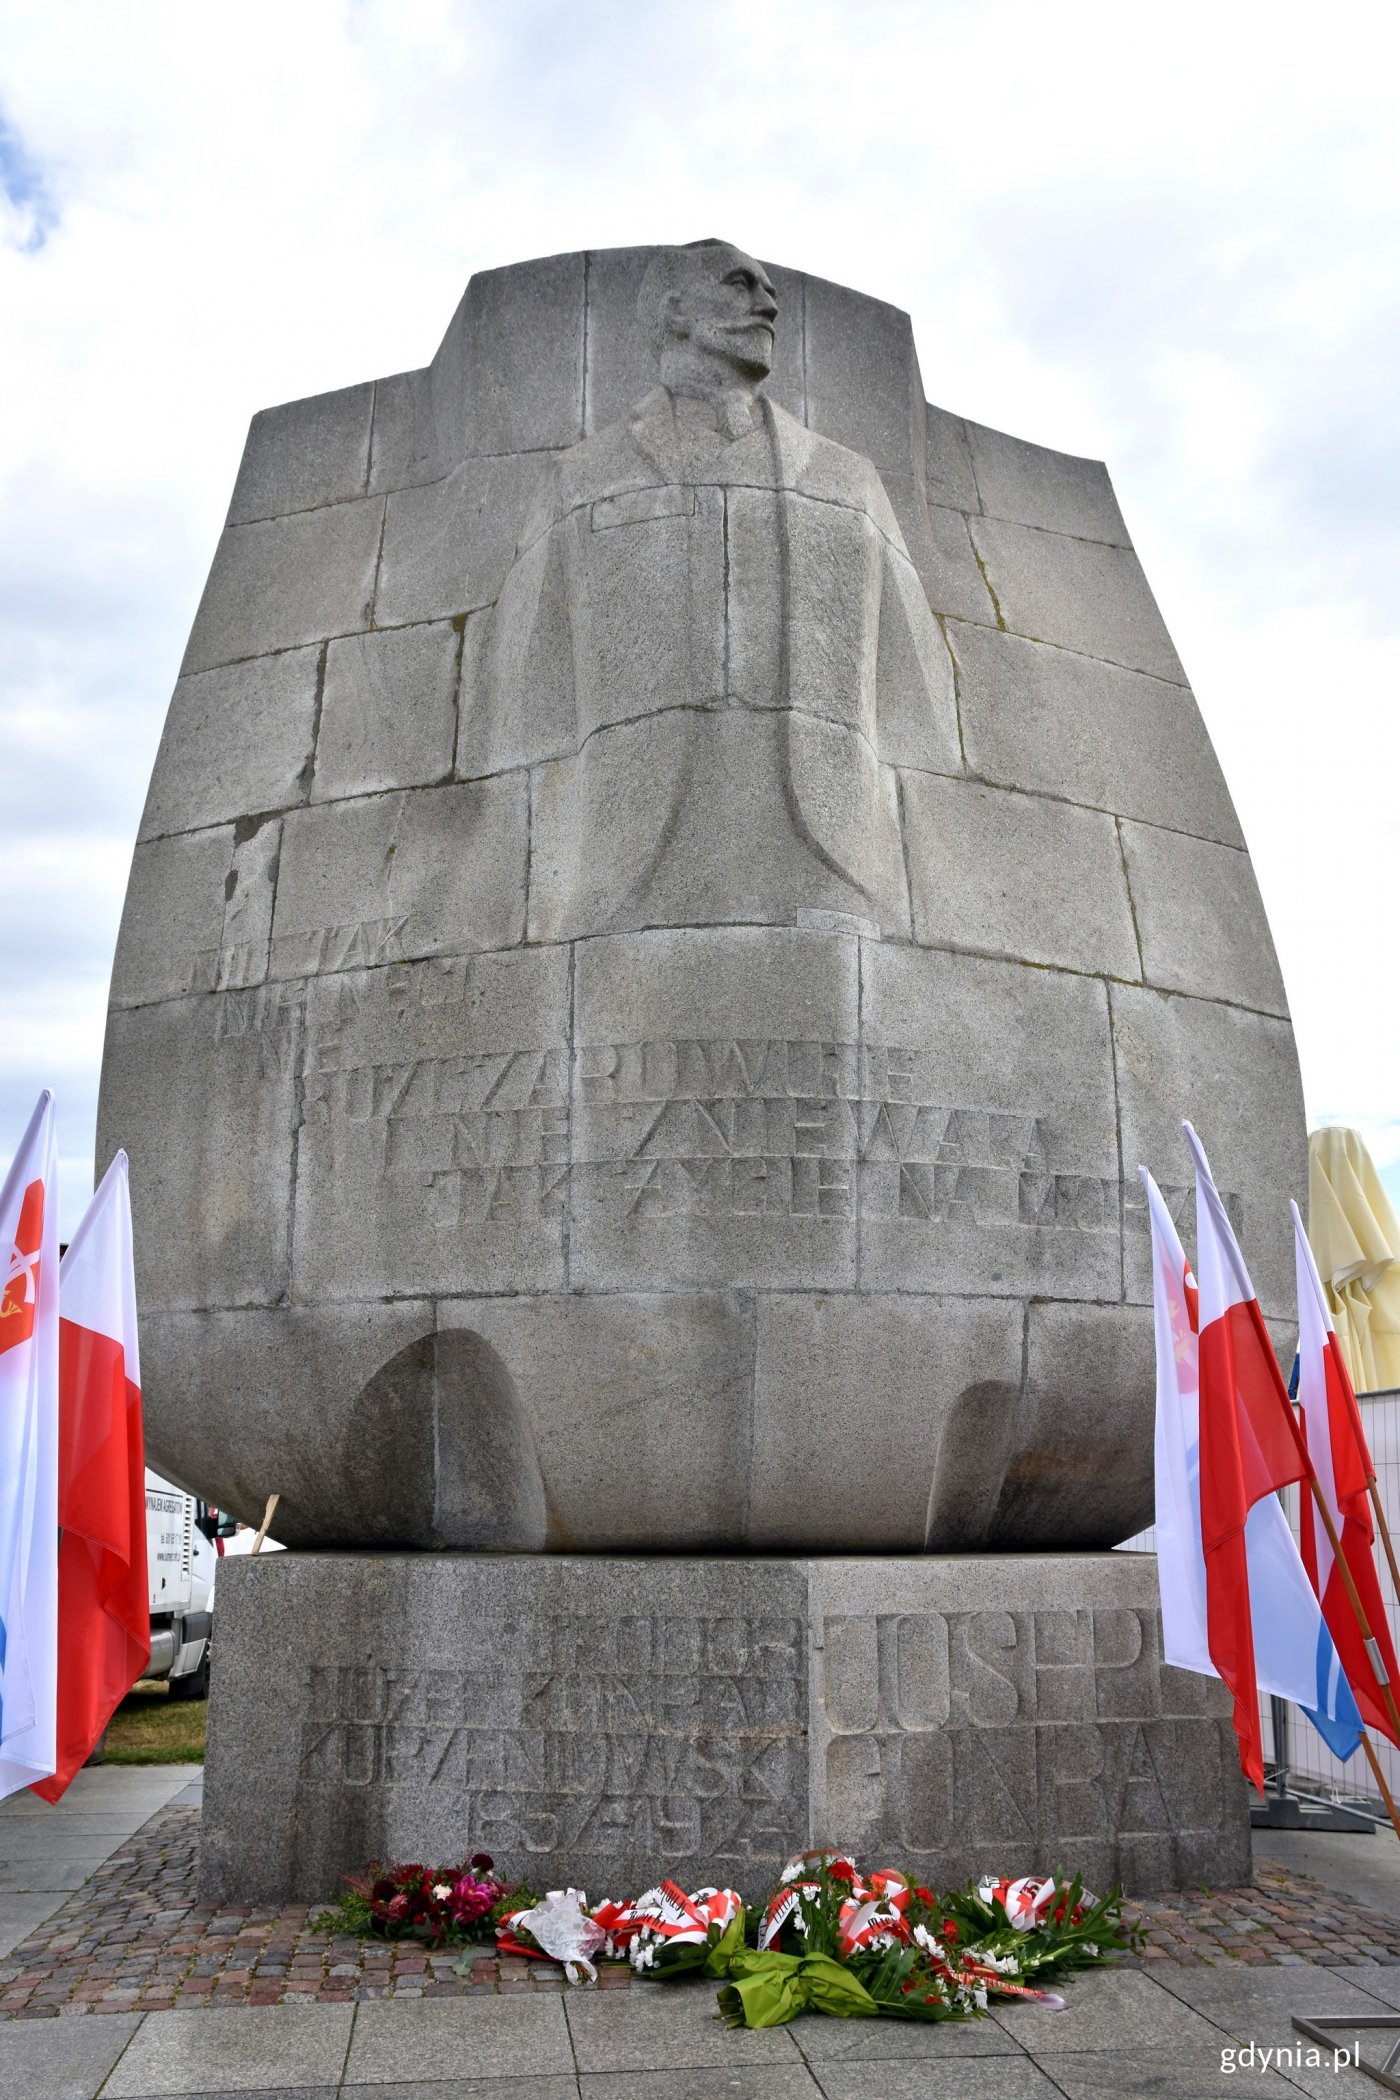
xmin=2 ymin=1804 xmax=1399 ymax=2021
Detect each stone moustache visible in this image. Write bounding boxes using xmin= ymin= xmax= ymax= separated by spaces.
xmin=100 ymin=240 xmax=1304 ymax=1553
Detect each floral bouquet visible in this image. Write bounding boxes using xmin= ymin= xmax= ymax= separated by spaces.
xmin=345 ymin=1853 xmax=506 ymax=1945
xmin=625 ymin=1882 xmax=747 ymax=1977
xmin=937 ymin=1872 xmax=1141 ymax=1980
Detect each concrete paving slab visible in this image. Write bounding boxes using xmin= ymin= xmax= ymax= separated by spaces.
xmin=0 ymin=1823 xmax=159 ymax=1860
xmin=343 ymin=2083 xmax=579 ymax=2100
xmin=1030 ymin=2046 xmax=1303 ymax=2096
xmin=1254 ymin=1825 xmax=1400 ymax=1920
xmin=1149 ymin=1965 xmax=1395 ymax=2096
xmin=0 ymin=2008 xmax=140 ymax=2100
xmin=578 ymin=2070 xmax=822 ymax=2100
xmin=103 ymin=2004 xmax=353 ymax=2095
xmin=0 ymin=1888 xmax=71 ymax=1955
xmin=346 ymin=1998 xmax=574 ymax=2084
xmin=990 ymin=1969 xmax=1225 ymax=2054
xmin=798 ymin=2060 xmax=1061 ymax=2099
xmin=789 ymin=2010 xmax=1022 ymax=2060
xmin=0 ymin=1859 xmax=98 ymax=1891
xmin=564 ymin=1980 xmax=801 ymax=2070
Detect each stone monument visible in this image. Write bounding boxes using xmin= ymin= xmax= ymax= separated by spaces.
xmin=101 ymin=240 xmax=1294 ymax=1900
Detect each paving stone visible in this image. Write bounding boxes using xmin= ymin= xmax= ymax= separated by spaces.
xmin=801 ymin=2061 xmax=1061 ymax=2099
xmin=565 ymin=1977 xmax=799 ymax=2069
xmin=0 ymin=2009 xmax=139 ymax=2098
xmin=990 ymin=1968 xmax=1224 ymax=2053
xmin=345 ymin=1995 xmax=574 ymax=2082
xmin=103 ymin=2002 xmax=352 ymax=2094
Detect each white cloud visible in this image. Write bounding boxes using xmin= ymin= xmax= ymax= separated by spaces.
xmin=1 ymin=0 xmax=1397 ymax=1228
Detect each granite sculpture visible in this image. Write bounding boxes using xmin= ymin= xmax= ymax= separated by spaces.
xmin=100 ymin=240 xmax=1306 ymax=1557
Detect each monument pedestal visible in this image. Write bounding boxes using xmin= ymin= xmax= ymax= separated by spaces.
xmin=200 ymin=1550 xmax=1248 ymax=1905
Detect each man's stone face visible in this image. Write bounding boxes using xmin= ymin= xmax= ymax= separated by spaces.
xmin=674 ymin=246 xmax=778 ymax=380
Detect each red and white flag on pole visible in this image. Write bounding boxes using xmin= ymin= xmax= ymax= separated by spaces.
xmin=1292 ymin=1201 xmax=1400 ymax=1748
xmin=1182 ymin=1122 xmax=1362 ymax=1784
xmin=30 ymin=1152 xmax=149 ymax=1802
xmin=1145 ymin=1131 xmax=1363 ymax=1789
xmin=0 ymin=1093 xmax=59 ymax=1798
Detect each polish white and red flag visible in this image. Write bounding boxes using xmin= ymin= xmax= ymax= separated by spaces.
xmin=1292 ymin=1200 xmax=1400 ymax=1748
xmin=31 ymin=1152 xmax=149 ymax=1802
xmin=0 ymin=1093 xmax=59 ymax=1798
xmin=1142 ymin=1130 xmax=1361 ymax=1790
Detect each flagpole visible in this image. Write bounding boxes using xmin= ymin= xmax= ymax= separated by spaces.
xmin=1301 ymin=1468 xmax=1400 ymax=1746
xmin=1364 ymin=1476 xmax=1400 ymax=1615
xmin=1358 ymin=1732 xmax=1400 ymax=1842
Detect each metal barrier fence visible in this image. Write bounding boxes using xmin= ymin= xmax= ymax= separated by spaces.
xmin=1118 ymin=1388 xmax=1400 ymax=1817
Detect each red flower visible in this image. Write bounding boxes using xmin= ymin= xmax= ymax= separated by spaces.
xmin=470 ymin=1852 xmax=494 ymax=1872
xmin=829 ymin=1860 xmax=856 ymax=1883
xmin=914 ymin=1886 xmax=934 ymax=1904
xmin=942 ymin=1920 xmax=959 ymax=1942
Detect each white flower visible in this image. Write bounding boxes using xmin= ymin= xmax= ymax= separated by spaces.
xmin=1083 ymin=1942 xmax=1099 ymax=1958
xmin=432 ymin=1884 xmax=452 ymax=1901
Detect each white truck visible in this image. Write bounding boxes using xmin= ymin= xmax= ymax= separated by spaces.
xmin=144 ymin=1469 xmax=217 ymax=1700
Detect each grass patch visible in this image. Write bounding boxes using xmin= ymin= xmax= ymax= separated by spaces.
xmin=101 ymin=1680 xmax=206 ymax=1764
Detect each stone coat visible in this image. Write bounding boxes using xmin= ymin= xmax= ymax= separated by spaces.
xmin=464 ymin=385 xmax=960 ymax=938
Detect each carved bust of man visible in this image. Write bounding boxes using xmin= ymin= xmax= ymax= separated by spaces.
xmin=463 ymin=239 xmax=960 ymax=939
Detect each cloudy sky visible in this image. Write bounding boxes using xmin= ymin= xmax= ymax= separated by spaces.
xmin=2 ymin=0 xmax=1397 ymax=1234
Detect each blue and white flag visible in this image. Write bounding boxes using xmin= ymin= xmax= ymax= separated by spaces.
xmin=0 ymin=1093 xmax=59 ymax=1797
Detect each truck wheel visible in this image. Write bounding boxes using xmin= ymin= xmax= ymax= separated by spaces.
xmin=168 ymin=1647 xmax=210 ymax=1701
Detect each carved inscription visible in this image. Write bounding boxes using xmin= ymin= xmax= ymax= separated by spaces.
xmin=298 ymin=1613 xmax=805 ymax=1863
xmin=820 ymin=1606 xmax=1234 ymax=1855
xmin=214 ymin=991 xmax=1245 ymax=1237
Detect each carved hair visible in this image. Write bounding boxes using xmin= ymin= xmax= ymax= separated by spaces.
xmin=636 ymin=239 xmax=744 ymax=362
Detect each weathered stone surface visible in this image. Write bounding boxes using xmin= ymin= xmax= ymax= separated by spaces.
xmin=292 ymin=946 xmax=569 ymax=1304
xmin=901 ymin=775 xmax=1140 ymax=977
xmin=748 ymin=1293 xmax=1024 ymax=1550
xmin=98 ymin=989 xmax=302 ymax=1311
xmin=436 ymin=1292 xmax=754 ymax=1550
xmin=964 ymin=422 xmax=1130 ymax=545
xmin=200 ymin=1550 xmax=1246 ymax=1903
xmin=921 ymin=501 xmax=1002 ymax=624
xmin=803 ymin=273 xmax=924 ymax=482
xmin=374 ymin=455 xmax=548 ymax=629
xmin=140 ymin=1298 xmax=434 ymax=1538
xmin=925 ymin=405 xmax=980 ymax=512
xmin=182 ymin=499 xmax=384 ymax=675
xmin=858 ymin=942 xmax=1120 ymax=1299
xmin=571 ymin=927 xmax=861 ymax=1292
xmin=811 ymin=1555 xmax=1247 ymax=1900
xmin=104 ymin=242 xmax=1306 ymax=1558
xmin=227 ymin=382 xmax=374 ymax=526
xmin=950 ymin=622 xmax=1244 ymax=844
xmin=1111 ymin=985 xmax=1305 ymax=1317
xmin=1120 ymin=822 xmax=1289 ymax=1015
xmin=139 ymin=649 xmax=319 ymax=839
xmin=109 ymin=828 xmax=235 ymax=1007
xmin=970 ymin=516 xmax=1185 ymax=681
xmin=313 ymin=622 xmax=459 ymax=801
xmin=269 ymin=779 xmax=526 ymax=980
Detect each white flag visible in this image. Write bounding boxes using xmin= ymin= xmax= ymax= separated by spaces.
xmin=0 ymin=1092 xmax=59 ymax=1796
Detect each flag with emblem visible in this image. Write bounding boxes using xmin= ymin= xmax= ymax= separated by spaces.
xmin=0 ymin=1093 xmax=60 ymax=1797
xmin=31 ymin=1151 xmax=149 ymax=1801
